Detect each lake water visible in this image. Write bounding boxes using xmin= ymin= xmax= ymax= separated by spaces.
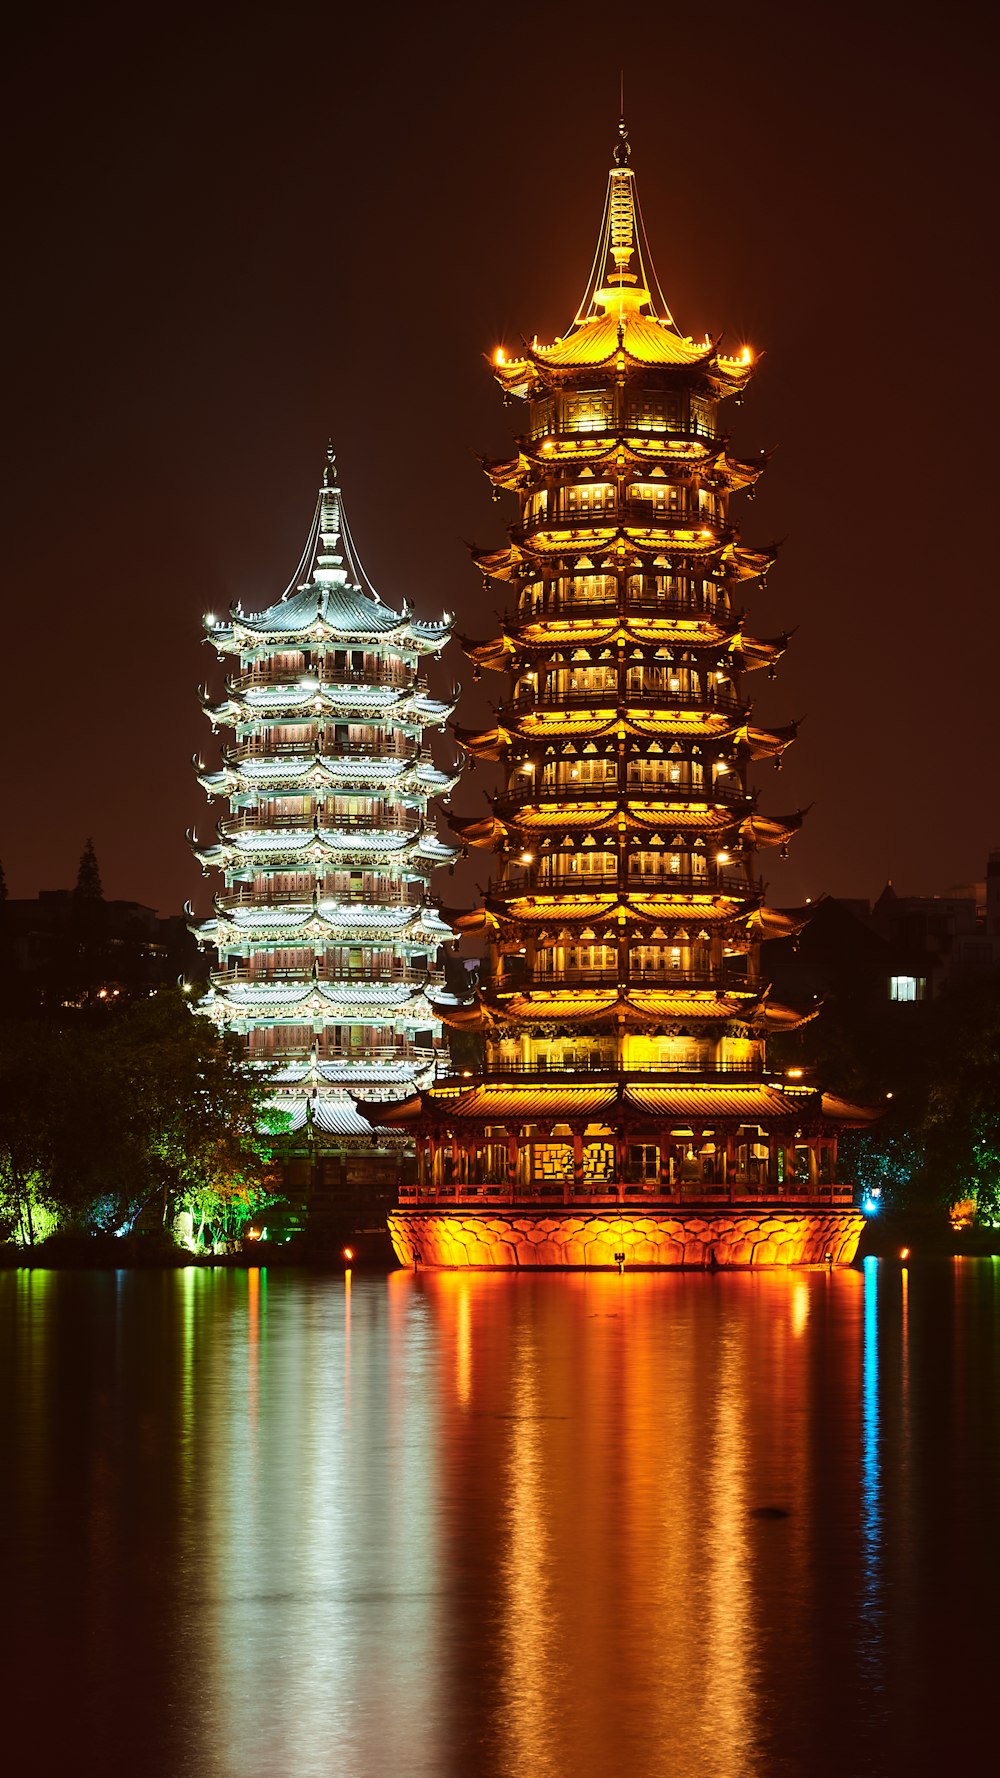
xmin=3 ymin=1260 xmax=998 ymax=1777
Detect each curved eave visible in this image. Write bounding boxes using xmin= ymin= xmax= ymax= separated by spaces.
xmin=746 ymin=905 xmax=810 ymax=940
xmin=820 ymin=1093 xmax=882 ymax=1127
xmin=740 ymin=810 xmax=806 ymax=848
xmin=740 ymin=722 xmax=799 ymax=762
xmin=453 ymin=723 xmax=510 ymax=760
xmin=735 ymin=633 xmax=789 ymax=672
xmin=197 ymin=769 xmax=233 ymax=796
xmin=763 ymin=1000 xmax=821 ymax=1032
xmin=463 ymin=633 xmax=515 ymax=670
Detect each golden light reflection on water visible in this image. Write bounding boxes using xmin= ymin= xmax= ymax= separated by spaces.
xmin=13 ymin=1261 xmax=989 ymax=1777
xmin=701 ymin=1323 xmax=756 ymax=1770
xmin=498 ymin=1337 xmax=559 ymax=1778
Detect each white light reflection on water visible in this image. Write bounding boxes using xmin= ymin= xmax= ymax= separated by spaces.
xmin=199 ymin=1275 xmax=445 ymax=1778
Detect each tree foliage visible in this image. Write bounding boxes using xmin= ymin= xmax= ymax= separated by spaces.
xmin=0 ymin=991 xmax=285 ymax=1247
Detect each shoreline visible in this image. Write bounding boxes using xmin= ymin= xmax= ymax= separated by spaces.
xmin=2 ymin=1215 xmax=997 ymax=1271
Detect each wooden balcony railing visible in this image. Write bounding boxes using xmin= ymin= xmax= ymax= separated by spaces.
xmin=215 ymin=884 xmax=426 ymax=911
xmin=213 ymin=961 xmax=438 ymax=988
xmin=498 ymin=776 xmax=746 ymax=808
xmin=229 ymin=666 xmax=423 ymax=694
xmin=509 ymin=682 xmax=741 ymax=714
xmin=224 ymin=738 xmax=428 ymax=765
xmin=218 ymin=811 xmax=420 ymax=837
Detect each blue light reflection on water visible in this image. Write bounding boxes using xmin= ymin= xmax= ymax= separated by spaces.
xmin=861 ymin=1255 xmax=881 ymax=1603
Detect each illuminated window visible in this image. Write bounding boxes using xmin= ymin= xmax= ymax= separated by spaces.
xmin=562 ymin=390 xmax=609 ymax=433
xmin=889 ymin=975 xmax=926 ymax=1002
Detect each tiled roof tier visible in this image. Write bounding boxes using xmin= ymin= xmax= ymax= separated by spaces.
xmin=453 ymin=714 xmax=796 ymax=757
xmin=482 ymin=441 xmax=766 ymax=492
xmin=276 ymin=1096 xmax=403 ymax=1139
xmin=456 ymin=891 xmax=760 ymax=930
xmin=471 ymin=539 xmax=774 ymax=585
xmin=463 ymin=623 xmax=785 ymax=671
xmin=199 ymin=759 xmax=459 ymax=798
xmin=364 ymin=1081 xmax=875 ymax=1132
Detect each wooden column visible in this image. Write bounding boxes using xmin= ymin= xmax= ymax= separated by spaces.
xmin=573 ymin=1129 xmax=584 ymax=1196
xmin=507 ymin=1130 xmax=519 ymax=1202
xmin=614 ymin=1133 xmax=626 ymax=1204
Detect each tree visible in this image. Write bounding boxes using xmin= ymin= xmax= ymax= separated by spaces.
xmin=0 ymin=1023 xmax=66 ymax=1244
xmin=74 ymin=840 xmax=103 ymax=901
xmin=0 ymin=989 xmax=287 ymax=1246
xmin=85 ymin=991 xmax=284 ymax=1239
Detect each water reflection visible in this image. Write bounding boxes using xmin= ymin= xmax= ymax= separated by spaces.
xmin=861 ymin=1255 xmax=882 ymax=1605
xmin=2 ymin=1262 xmax=999 ymax=1777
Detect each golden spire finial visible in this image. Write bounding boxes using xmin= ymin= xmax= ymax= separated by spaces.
xmin=614 ymin=71 xmax=631 ymax=167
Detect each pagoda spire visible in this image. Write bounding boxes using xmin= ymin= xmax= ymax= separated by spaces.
xmin=280 ymin=441 xmax=382 ymax=600
xmin=572 ymin=117 xmax=676 ymax=332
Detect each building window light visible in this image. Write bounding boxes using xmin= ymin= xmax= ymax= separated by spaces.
xmin=889 ymin=975 xmax=926 ymax=1003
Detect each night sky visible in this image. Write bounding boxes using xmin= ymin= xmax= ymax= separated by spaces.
xmin=4 ymin=0 xmax=999 ymax=917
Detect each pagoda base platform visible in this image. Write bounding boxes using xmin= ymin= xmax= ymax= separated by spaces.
xmin=388 ymin=1205 xmax=865 ymax=1270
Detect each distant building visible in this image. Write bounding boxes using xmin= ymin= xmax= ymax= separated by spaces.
xmin=764 ymin=855 xmax=1000 ymax=1010
xmin=0 ymin=878 xmax=201 ymax=1012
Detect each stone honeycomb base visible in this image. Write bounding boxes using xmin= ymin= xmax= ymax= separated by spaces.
xmin=387 ymin=1207 xmax=866 ymax=1269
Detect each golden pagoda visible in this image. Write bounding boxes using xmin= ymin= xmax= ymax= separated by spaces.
xmin=377 ymin=120 xmax=873 ymax=1268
